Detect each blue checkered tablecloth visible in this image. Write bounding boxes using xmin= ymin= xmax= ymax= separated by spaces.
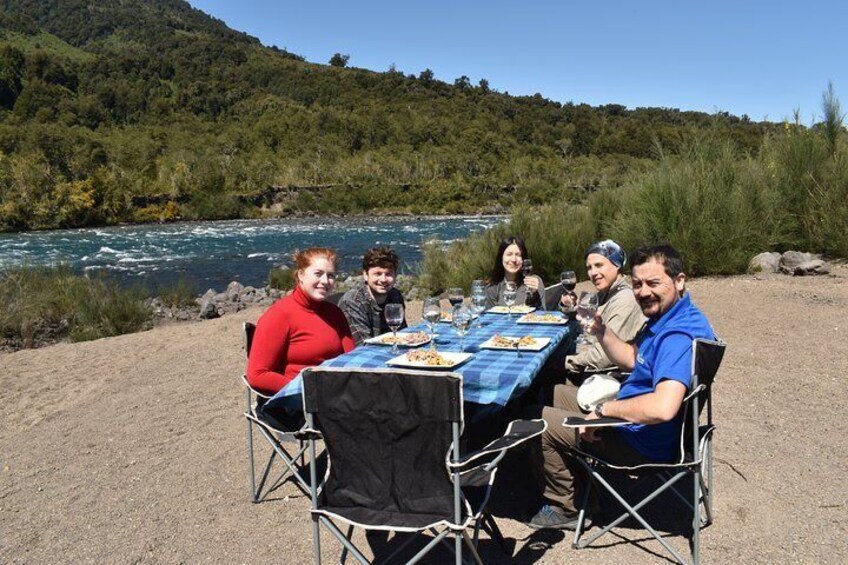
xmin=267 ymin=310 xmax=575 ymax=411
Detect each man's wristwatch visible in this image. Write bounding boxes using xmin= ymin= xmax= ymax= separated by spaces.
xmin=594 ymin=403 xmax=605 ymax=418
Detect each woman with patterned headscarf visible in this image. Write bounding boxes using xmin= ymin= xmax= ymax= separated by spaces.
xmin=558 ymin=239 xmax=646 ymax=383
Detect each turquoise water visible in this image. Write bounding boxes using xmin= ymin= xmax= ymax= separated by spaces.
xmin=0 ymin=217 xmax=503 ymax=292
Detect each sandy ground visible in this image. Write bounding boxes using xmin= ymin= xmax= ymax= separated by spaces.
xmin=2 ymin=266 xmax=847 ymax=564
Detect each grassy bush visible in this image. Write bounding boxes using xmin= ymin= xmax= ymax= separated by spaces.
xmin=607 ymin=133 xmax=783 ymax=275
xmin=423 ymin=101 xmax=848 ymax=283
xmin=268 ymin=267 xmax=295 ymax=290
xmin=0 ymin=265 xmax=152 ymax=348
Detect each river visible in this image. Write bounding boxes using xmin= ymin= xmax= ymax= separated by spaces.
xmin=0 ymin=216 xmax=503 ymax=292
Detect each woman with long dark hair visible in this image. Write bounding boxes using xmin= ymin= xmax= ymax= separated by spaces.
xmin=483 ymin=236 xmax=546 ymax=309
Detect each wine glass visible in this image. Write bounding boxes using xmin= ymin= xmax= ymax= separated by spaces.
xmin=452 ymin=305 xmax=472 ymax=352
xmin=521 ymin=259 xmax=533 ymax=305
xmin=575 ymin=292 xmax=599 ymax=345
xmin=384 ymin=303 xmax=405 ymax=354
xmin=503 ymin=282 xmax=517 ymax=317
xmin=560 ymin=270 xmax=577 ymax=313
xmin=471 ymin=290 xmax=486 ymax=328
xmin=422 ymin=297 xmax=441 ymax=349
xmin=471 ymin=279 xmax=485 ymax=294
xmin=447 ymin=287 xmax=464 ymax=308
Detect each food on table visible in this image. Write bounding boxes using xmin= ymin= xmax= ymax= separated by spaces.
xmin=406 ymin=349 xmax=453 ymax=366
xmin=440 ymin=310 xmax=453 ymax=322
xmin=520 ymin=313 xmax=564 ymax=323
xmin=379 ymin=331 xmax=429 ymax=346
xmin=491 ymin=334 xmax=538 ymax=348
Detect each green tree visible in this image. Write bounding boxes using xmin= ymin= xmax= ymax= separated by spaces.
xmin=328 ymin=53 xmax=350 ymax=68
xmin=0 ymin=46 xmax=26 ymax=109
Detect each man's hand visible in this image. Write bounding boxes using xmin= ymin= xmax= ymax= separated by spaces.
xmin=559 ymin=291 xmax=577 ymax=310
xmin=579 ymin=411 xmax=601 ymax=443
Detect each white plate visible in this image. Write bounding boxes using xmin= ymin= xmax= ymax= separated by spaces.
xmin=479 ymin=335 xmax=551 ymax=351
xmin=517 ymin=313 xmax=568 ymax=325
xmin=386 ymin=351 xmax=473 ymax=369
xmin=364 ymin=331 xmax=432 ymax=347
xmin=488 ymin=305 xmax=536 ymax=314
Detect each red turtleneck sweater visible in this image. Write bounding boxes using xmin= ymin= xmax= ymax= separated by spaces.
xmin=247 ymin=285 xmax=355 ymax=395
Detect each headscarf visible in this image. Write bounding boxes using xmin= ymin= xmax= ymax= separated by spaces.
xmin=585 ymin=239 xmax=626 ymax=269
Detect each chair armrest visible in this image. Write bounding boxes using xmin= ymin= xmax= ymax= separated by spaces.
xmin=449 ymin=419 xmax=547 ymax=470
xmin=562 ymin=415 xmax=628 ymax=428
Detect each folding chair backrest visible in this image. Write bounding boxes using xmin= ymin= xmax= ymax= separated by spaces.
xmin=302 ymin=367 xmax=463 ymax=529
xmin=544 ymin=283 xmax=565 ymax=312
xmin=244 ymin=321 xmax=256 ymax=359
xmin=681 ymin=338 xmax=726 ymax=461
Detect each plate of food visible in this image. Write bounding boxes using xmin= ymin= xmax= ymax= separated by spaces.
xmin=487 ymin=305 xmax=536 ymax=314
xmin=364 ymin=331 xmax=431 ymax=347
xmin=386 ymin=349 xmax=473 ymax=369
xmin=517 ymin=312 xmax=568 ymax=325
xmin=479 ymin=334 xmax=551 ymax=351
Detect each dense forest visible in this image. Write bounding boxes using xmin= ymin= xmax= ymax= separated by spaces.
xmin=0 ymin=0 xmax=778 ymax=232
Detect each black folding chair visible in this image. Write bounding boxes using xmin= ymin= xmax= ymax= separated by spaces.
xmin=564 ymin=337 xmax=726 ymax=565
xmin=301 ymin=367 xmax=547 ymax=564
xmin=241 ymin=321 xmax=312 ymax=501
xmin=543 ymin=283 xmax=566 ymax=312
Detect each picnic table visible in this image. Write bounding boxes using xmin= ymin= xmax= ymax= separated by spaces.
xmin=266 ymin=309 xmax=576 ymax=417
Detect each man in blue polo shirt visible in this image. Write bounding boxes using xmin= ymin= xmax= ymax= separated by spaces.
xmin=529 ymin=244 xmax=715 ymax=530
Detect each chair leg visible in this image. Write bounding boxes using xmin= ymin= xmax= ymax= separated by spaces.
xmin=692 ymin=465 xmax=701 ymax=565
xmin=572 ymin=478 xmax=593 ymax=548
xmin=480 ymin=512 xmax=508 ymax=554
xmin=245 ymin=390 xmax=258 ymax=502
xmin=339 ymin=524 xmax=354 ymax=565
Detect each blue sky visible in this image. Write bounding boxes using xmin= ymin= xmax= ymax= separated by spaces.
xmin=188 ymin=0 xmax=847 ymax=124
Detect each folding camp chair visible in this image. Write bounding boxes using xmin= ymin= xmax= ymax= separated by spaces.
xmin=301 ymin=367 xmax=547 ymax=565
xmin=564 ymin=337 xmax=725 ymax=565
xmin=241 ymin=321 xmax=312 ymax=501
xmin=543 ymin=283 xmax=566 ymax=312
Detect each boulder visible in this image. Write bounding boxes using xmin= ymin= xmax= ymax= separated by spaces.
xmin=779 ymin=251 xmax=821 ymax=274
xmin=226 ymin=281 xmax=244 ymax=301
xmin=748 ymin=252 xmax=781 ymax=274
xmin=792 ymin=260 xmax=830 ymax=276
xmin=198 ymin=298 xmax=220 ymax=319
xmin=197 ymin=289 xmax=216 ymax=304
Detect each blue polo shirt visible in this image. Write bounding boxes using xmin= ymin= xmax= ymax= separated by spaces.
xmin=615 ymin=293 xmax=714 ymax=461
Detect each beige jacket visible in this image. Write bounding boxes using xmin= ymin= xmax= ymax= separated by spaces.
xmin=565 ymin=277 xmax=645 ymax=373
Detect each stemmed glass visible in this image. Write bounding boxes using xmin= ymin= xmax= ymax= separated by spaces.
xmin=575 ymin=292 xmax=599 ymax=345
xmin=521 ymin=259 xmax=533 ymax=305
xmin=422 ymin=297 xmax=441 ymax=350
xmin=384 ymin=303 xmax=405 ymax=354
xmin=560 ymin=270 xmax=577 ymax=313
xmin=448 ymin=287 xmax=464 ymax=308
xmin=503 ymin=282 xmax=517 ymax=317
xmin=471 ymin=289 xmax=486 ymax=328
xmin=452 ymin=305 xmax=472 ymax=352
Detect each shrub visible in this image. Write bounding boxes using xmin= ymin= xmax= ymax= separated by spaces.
xmin=268 ymin=266 xmax=295 ymax=290
xmin=0 ymin=265 xmax=152 ymax=349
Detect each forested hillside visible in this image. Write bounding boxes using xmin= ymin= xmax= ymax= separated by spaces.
xmin=0 ymin=0 xmax=777 ymax=231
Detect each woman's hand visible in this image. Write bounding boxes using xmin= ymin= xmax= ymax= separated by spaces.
xmin=524 ymin=275 xmax=540 ymax=294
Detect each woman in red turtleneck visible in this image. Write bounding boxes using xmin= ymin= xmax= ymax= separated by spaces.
xmin=247 ymin=247 xmax=354 ymax=395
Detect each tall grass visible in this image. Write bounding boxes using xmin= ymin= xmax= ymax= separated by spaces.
xmin=0 ymin=266 xmax=152 ymax=348
xmin=423 ymin=89 xmax=848 ymax=283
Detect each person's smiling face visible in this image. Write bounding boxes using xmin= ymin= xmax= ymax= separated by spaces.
xmin=502 ymin=243 xmax=523 ymax=278
xmin=585 ymin=253 xmax=621 ymax=293
xmin=631 ymin=259 xmax=685 ymax=319
xmin=363 ymin=266 xmax=396 ymax=297
xmin=297 ymin=257 xmax=336 ymax=300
